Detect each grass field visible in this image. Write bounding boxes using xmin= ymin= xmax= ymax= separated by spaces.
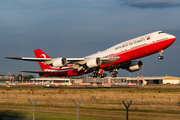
xmin=0 ymin=86 xmax=180 ymax=120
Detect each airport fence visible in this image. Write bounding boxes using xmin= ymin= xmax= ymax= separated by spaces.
xmin=0 ymin=88 xmax=180 ymax=120
xmin=27 ymin=98 xmax=132 ymax=120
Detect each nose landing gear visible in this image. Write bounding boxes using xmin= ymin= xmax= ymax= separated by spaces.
xmin=158 ymin=56 xmax=164 ymax=60
xmin=158 ymin=50 xmax=164 ymax=60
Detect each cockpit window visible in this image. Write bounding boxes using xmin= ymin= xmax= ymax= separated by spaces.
xmin=158 ymin=31 xmax=164 ymax=34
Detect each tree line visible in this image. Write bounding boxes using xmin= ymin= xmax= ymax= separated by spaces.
xmin=0 ymin=74 xmax=35 ymax=80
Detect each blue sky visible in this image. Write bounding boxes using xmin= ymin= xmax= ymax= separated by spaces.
xmin=1 ymin=0 xmax=180 ymax=77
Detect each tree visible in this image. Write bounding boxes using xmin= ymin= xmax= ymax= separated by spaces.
xmin=17 ymin=74 xmax=22 ymax=80
xmin=17 ymin=74 xmax=35 ymax=80
xmin=11 ymin=74 xmax=17 ymax=80
xmin=24 ymin=75 xmax=35 ymax=79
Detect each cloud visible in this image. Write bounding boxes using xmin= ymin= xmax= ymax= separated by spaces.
xmin=165 ymin=27 xmax=176 ymax=31
xmin=123 ymin=0 xmax=180 ymax=9
xmin=163 ymin=27 xmax=180 ymax=35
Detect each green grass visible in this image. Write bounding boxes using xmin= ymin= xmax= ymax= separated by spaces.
xmin=0 ymin=87 xmax=180 ymax=120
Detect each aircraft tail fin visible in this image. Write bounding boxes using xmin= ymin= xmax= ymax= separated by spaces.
xmin=34 ymin=49 xmax=51 ymax=71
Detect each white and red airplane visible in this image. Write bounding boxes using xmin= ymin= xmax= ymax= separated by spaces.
xmin=5 ymin=31 xmax=176 ymax=78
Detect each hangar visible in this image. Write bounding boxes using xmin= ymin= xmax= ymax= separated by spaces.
xmin=127 ymin=76 xmax=180 ymax=85
xmin=163 ymin=76 xmax=180 ymax=84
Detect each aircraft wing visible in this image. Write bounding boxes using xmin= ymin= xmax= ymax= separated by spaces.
xmin=5 ymin=57 xmax=52 ymax=62
xmin=5 ymin=57 xmax=85 ymax=62
xmin=67 ymin=57 xmax=120 ymax=71
xmin=5 ymin=57 xmax=86 ymax=65
xmin=19 ymin=70 xmax=51 ymax=73
xmin=5 ymin=56 xmax=119 ymax=71
xmin=5 ymin=56 xmax=119 ymax=64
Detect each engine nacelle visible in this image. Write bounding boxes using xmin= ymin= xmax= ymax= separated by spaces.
xmin=127 ymin=61 xmax=143 ymax=72
xmin=52 ymin=58 xmax=67 ymax=67
xmin=86 ymin=57 xmax=102 ymax=68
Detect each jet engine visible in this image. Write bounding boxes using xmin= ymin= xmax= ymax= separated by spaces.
xmin=52 ymin=58 xmax=67 ymax=67
xmin=86 ymin=57 xmax=102 ymax=68
xmin=127 ymin=61 xmax=143 ymax=72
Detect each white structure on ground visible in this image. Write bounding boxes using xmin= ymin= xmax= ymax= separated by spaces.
xmin=30 ymin=77 xmax=72 ymax=85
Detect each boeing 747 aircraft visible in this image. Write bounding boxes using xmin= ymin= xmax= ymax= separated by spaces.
xmin=5 ymin=31 xmax=176 ymax=78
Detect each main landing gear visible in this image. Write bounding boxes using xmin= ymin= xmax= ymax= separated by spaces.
xmin=100 ymin=73 xmax=107 ymax=78
xmin=111 ymin=69 xmax=118 ymax=77
xmin=92 ymin=68 xmax=119 ymax=78
xmin=158 ymin=50 xmax=164 ymax=60
xmin=92 ymin=70 xmax=107 ymax=78
xmin=92 ymin=71 xmax=99 ymax=78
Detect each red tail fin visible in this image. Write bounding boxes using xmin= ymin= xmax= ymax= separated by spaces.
xmin=34 ymin=49 xmax=51 ymax=71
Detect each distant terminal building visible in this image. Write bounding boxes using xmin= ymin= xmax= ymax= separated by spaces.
xmin=83 ymin=77 xmax=126 ymax=85
xmin=0 ymin=76 xmax=14 ymax=84
xmin=0 ymin=75 xmax=179 ymax=86
xmin=30 ymin=77 xmax=72 ymax=85
xmin=83 ymin=76 xmax=180 ymax=85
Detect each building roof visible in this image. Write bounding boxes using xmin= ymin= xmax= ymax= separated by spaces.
xmin=163 ymin=76 xmax=180 ymax=80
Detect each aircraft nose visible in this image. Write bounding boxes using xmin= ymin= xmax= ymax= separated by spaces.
xmin=170 ymin=35 xmax=176 ymax=39
xmin=169 ymin=35 xmax=176 ymax=44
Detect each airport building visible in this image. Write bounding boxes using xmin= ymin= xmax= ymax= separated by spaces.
xmin=0 ymin=75 xmax=179 ymax=86
xmin=0 ymin=76 xmax=14 ymax=84
xmin=83 ymin=76 xmax=180 ymax=85
xmin=30 ymin=77 xmax=72 ymax=85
